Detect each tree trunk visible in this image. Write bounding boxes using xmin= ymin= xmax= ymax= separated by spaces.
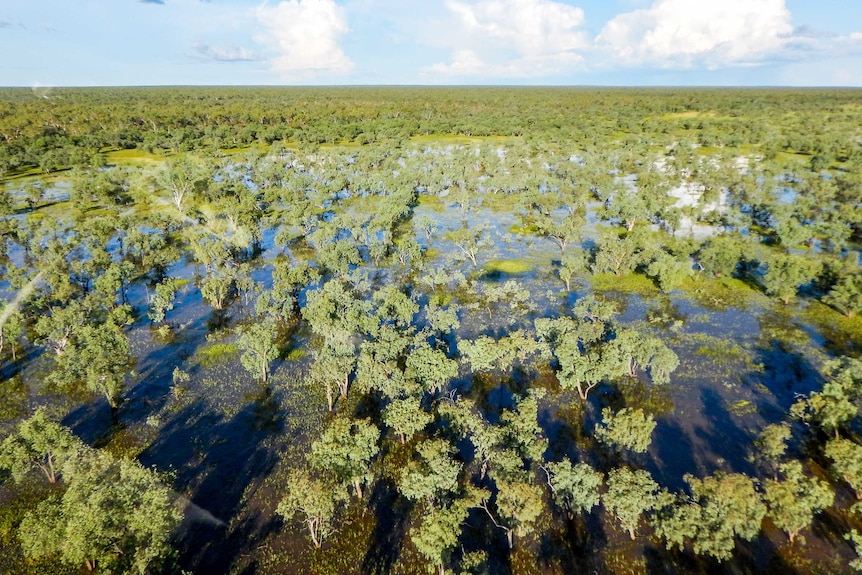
xmin=354 ymin=479 xmax=363 ymax=499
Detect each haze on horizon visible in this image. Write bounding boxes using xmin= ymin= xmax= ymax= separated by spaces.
xmin=1 ymin=0 xmax=861 ymax=88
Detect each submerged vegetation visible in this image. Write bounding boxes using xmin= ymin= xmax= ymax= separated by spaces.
xmin=1 ymin=86 xmax=862 ymax=574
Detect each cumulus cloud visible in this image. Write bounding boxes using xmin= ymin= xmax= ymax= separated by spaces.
xmin=596 ymin=0 xmax=795 ymax=68
xmin=256 ymin=0 xmax=353 ymax=79
xmin=193 ymin=42 xmax=257 ymax=62
xmin=426 ymin=0 xmax=588 ymax=78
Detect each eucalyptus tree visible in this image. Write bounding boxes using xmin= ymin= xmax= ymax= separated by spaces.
xmin=542 ymin=458 xmax=603 ymax=519
xmin=0 ymin=408 xmax=86 ymax=484
xmin=154 ymin=155 xmax=210 ymax=213
xmin=824 ymin=269 xmax=862 ymax=318
xmin=411 ymin=486 xmax=487 ymax=575
xmin=595 ymin=407 xmax=656 ymax=454
xmin=751 ymin=422 xmax=792 ymax=481
xmin=791 ymin=358 xmax=862 ymax=438
xmin=763 ymin=461 xmax=833 ymax=544
xmin=825 ymin=437 xmax=862 ymax=500
xmin=604 ymin=467 xmax=664 ymax=540
xmin=147 ymin=277 xmax=182 ymax=325
xmin=517 ymin=179 xmax=586 ymax=256
xmin=591 ymin=227 xmax=652 ymax=278
xmin=276 ymin=468 xmax=348 ymax=549
xmin=446 ymin=223 xmax=492 ymax=268
xmin=398 ymin=438 xmax=462 ymax=503
xmin=309 ymin=416 xmax=380 ymax=499
xmin=236 ymin=318 xmax=278 ymax=384
xmin=654 ymin=472 xmax=766 ymax=560
xmin=761 ymin=252 xmax=821 ymax=305
xmin=17 ymin=450 xmax=181 ymax=575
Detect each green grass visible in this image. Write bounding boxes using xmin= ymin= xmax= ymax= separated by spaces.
xmin=801 ymin=301 xmax=862 ymax=356
xmin=591 ymin=272 xmax=659 ymax=297
xmin=679 ymin=275 xmax=763 ymax=311
xmin=105 ymin=149 xmax=168 ymax=164
xmin=484 ymin=258 xmax=533 ymax=276
xmin=195 ymin=342 xmax=239 ymax=368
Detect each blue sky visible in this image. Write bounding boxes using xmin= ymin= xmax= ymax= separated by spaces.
xmin=2 ymin=0 xmax=861 ymax=86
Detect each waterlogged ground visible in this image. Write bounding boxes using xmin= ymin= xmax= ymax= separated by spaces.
xmin=3 ymin=172 xmax=862 ymax=574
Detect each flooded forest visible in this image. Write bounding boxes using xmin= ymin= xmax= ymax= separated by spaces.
xmin=1 ymin=87 xmax=862 ymax=574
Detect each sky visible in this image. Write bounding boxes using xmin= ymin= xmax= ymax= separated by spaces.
xmin=1 ymin=0 xmax=862 ymax=87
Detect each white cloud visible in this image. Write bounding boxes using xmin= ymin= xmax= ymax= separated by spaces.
xmin=597 ymin=0 xmax=795 ymax=69
xmin=193 ymin=42 xmax=257 ymax=62
xmin=256 ymin=0 xmax=352 ymax=79
xmin=426 ymin=0 xmax=588 ymax=78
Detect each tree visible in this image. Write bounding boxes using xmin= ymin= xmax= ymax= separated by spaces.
xmin=604 ymin=467 xmax=662 ymax=540
xmin=411 ymin=487 xmax=486 ymax=575
xmin=761 ymin=252 xmax=820 ymax=305
xmin=18 ymin=451 xmax=181 ymax=574
xmin=237 ymin=318 xmax=278 ymax=384
xmin=147 ymin=277 xmax=182 ymax=324
xmin=0 ymin=409 xmax=86 ymax=484
xmin=595 ymin=407 xmax=656 ymax=454
xmin=646 ymin=251 xmax=691 ymax=292
xmin=543 ymin=459 xmax=603 ymax=518
xmin=763 ymin=461 xmax=833 ymax=544
xmin=310 ymin=417 xmax=380 ymax=499
xmin=155 ymin=156 xmax=209 ymax=213
xmin=398 ymin=439 xmax=462 ymax=503
xmin=824 ymin=269 xmax=862 ymax=318
xmin=752 ymin=422 xmax=791 ymax=480
xmin=697 ymin=234 xmax=747 ymax=278
xmin=276 ymin=469 xmax=347 ymax=549
xmin=0 ymin=301 xmax=23 ymax=361
xmin=447 ymin=224 xmax=492 ymax=267
xmin=825 ymin=437 xmax=862 ymax=500
xmin=655 ymin=472 xmax=766 ymax=560
xmin=489 ymin=479 xmax=545 ymax=549
xmin=383 ymin=396 xmax=432 ymax=444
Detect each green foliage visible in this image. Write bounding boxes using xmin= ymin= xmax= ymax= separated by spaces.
xmin=18 ymin=451 xmax=180 ymax=574
xmin=0 ymin=409 xmax=86 ymax=484
xmin=825 ymin=270 xmax=862 ymax=318
xmin=655 ymin=472 xmax=766 ymax=560
xmin=310 ymin=416 xmax=380 ymax=499
xmin=543 ymin=459 xmax=603 ymax=517
xmin=236 ymin=318 xmax=278 ymax=383
xmin=825 ymin=437 xmax=862 ymax=500
xmin=147 ymin=277 xmax=182 ymax=324
xmin=595 ymin=407 xmax=656 ymax=454
xmin=398 ymin=439 xmax=462 ymax=503
xmin=763 ymin=461 xmax=833 ymax=543
xmin=604 ymin=467 xmax=663 ymax=540
xmin=411 ymin=487 xmax=487 ymax=575
xmin=382 ymin=396 xmax=432 ymax=444
xmin=752 ymin=422 xmax=791 ymax=479
xmin=276 ymin=469 xmax=347 ymax=549
xmin=761 ymin=252 xmax=821 ymax=305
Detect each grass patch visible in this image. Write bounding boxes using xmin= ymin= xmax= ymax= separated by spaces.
xmin=591 ymin=272 xmax=659 ymax=297
xmin=416 ymin=193 xmax=446 ymax=211
xmin=105 ymin=149 xmax=167 ymax=165
xmin=800 ymin=301 xmax=862 ymax=356
xmin=408 ymin=134 xmax=517 ymax=146
xmin=483 ymin=258 xmax=533 ymax=276
xmin=679 ymin=275 xmax=762 ymax=311
xmin=195 ymin=342 xmax=239 ymax=368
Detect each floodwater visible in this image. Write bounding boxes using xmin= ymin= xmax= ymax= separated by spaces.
xmin=2 ymin=170 xmax=859 ymax=574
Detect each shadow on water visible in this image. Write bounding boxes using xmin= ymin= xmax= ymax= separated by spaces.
xmin=361 ymin=480 xmax=413 ymax=575
xmin=138 ymin=388 xmax=283 ymax=575
xmin=692 ymin=387 xmax=757 ymax=477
